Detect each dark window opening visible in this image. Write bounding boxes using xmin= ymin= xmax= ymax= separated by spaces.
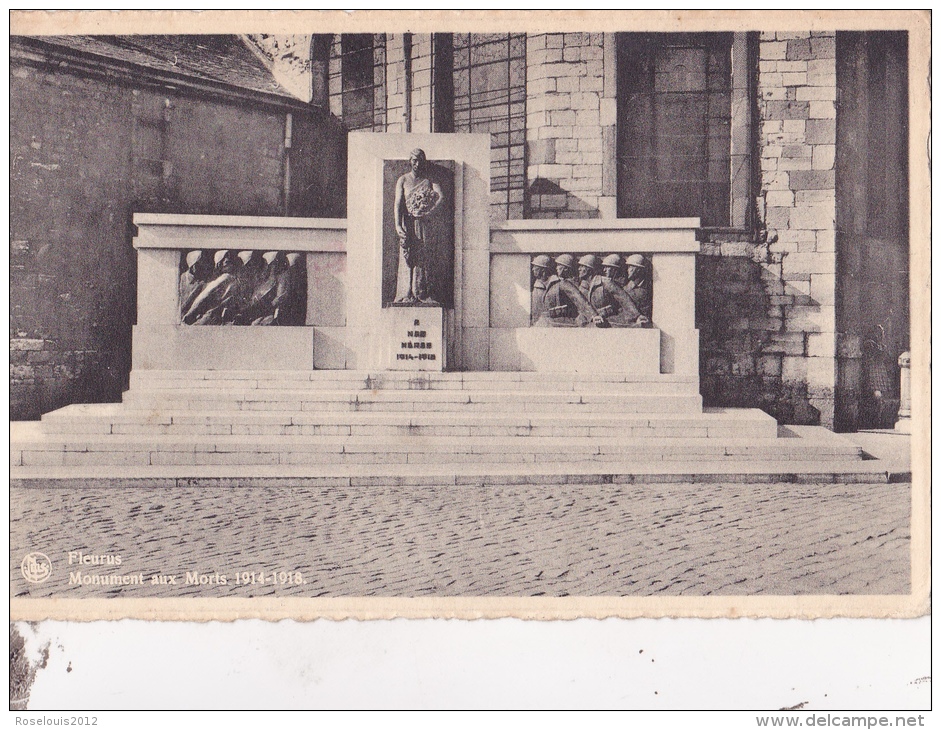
xmin=340 ymin=34 xmax=382 ymax=131
xmin=617 ymin=32 xmax=737 ymax=228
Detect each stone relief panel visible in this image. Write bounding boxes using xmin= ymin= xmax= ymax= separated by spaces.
xmin=179 ymin=249 xmax=307 ymax=325
xmin=530 ymin=253 xmax=652 ymax=327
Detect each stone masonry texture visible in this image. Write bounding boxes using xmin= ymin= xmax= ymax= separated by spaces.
xmin=10 ymin=51 xmax=345 ymax=421
xmin=699 ymin=31 xmax=839 ymax=427
xmin=519 ymin=31 xmax=841 ymax=426
xmin=526 ymin=33 xmax=608 ymax=219
xmin=323 ymin=31 xmax=846 ymax=426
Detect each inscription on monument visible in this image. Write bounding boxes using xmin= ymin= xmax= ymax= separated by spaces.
xmin=397 ymin=319 xmax=437 ymax=363
xmin=382 ymin=307 xmax=444 ymax=371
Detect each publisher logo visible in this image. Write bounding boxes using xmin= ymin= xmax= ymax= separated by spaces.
xmin=21 ymin=552 xmax=52 ymax=584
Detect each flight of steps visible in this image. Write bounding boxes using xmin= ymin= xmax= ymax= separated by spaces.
xmin=11 ymin=370 xmax=879 ymax=483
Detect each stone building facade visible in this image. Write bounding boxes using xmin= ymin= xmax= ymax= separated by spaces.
xmin=10 ymin=35 xmax=346 ymax=420
xmin=326 ymin=30 xmax=909 ymax=430
xmin=10 ymin=30 xmax=908 ymax=432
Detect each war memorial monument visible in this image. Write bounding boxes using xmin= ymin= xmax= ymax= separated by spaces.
xmin=11 ymin=133 xmax=882 ymax=482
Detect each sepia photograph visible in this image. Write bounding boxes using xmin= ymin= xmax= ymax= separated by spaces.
xmin=7 ymin=9 xmax=931 ymax=711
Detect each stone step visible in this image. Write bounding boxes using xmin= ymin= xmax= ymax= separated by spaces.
xmin=10 ymin=458 xmax=902 ymax=487
xmin=119 ymin=389 xmax=704 ymax=413
xmin=39 ymin=405 xmax=779 ymax=439
xmin=129 ymin=378 xmax=693 ymax=394
xmin=129 ymin=369 xmax=698 ymax=393
xmin=12 ymin=427 xmax=863 ymax=468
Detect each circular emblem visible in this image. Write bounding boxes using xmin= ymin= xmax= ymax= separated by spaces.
xmin=21 ymin=552 xmax=52 ymax=584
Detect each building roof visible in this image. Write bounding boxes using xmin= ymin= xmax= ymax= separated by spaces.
xmin=14 ymin=34 xmax=304 ymax=104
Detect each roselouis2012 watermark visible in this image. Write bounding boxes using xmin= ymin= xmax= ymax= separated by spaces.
xmin=14 ymin=718 xmax=98 ymax=726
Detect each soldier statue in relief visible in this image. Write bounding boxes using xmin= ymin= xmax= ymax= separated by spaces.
xmin=394 ymin=148 xmax=445 ymax=305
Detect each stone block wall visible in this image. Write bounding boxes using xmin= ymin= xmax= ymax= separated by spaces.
xmin=514 ymin=29 xmax=841 ymax=425
xmin=330 ymin=34 xmax=432 ymax=135
xmin=761 ymin=31 xmax=838 ymax=426
xmin=328 ymin=35 xmax=343 ymax=118
xmin=385 ymin=34 xmax=408 ymax=132
xmin=525 ymin=33 xmax=617 ymax=219
xmin=10 ymin=68 xmax=137 ymax=421
xmin=409 ymin=35 xmax=435 ymax=134
xmin=698 ymin=31 xmax=839 ymax=427
xmin=10 ymin=50 xmax=345 ymax=420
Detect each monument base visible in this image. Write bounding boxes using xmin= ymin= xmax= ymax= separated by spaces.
xmin=12 ymin=370 xmax=882 ymax=484
xmin=380 ymin=307 xmax=445 ymax=371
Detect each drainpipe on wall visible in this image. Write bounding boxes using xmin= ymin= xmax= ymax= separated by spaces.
xmin=283 ymin=112 xmax=293 ymax=216
xmin=403 ymin=33 xmax=413 ymax=133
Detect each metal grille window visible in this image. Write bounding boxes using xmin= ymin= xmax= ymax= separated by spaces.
xmin=617 ymin=33 xmax=735 ymax=228
xmin=452 ymin=33 xmax=527 ymax=220
xmin=339 ymin=34 xmax=386 ymax=131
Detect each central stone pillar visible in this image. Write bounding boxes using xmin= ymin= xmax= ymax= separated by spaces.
xmin=345 ymin=132 xmax=491 ymax=371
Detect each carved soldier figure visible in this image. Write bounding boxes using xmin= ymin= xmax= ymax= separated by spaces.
xmin=554 ymin=253 xmax=578 ymax=282
xmin=586 ymin=254 xmax=647 ymax=327
xmin=532 ymin=254 xmax=598 ymax=327
xmin=530 ymin=254 xmax=554 ymax=324
xmin=394 ymin=148 xmax=445 ymax=304
xmin=577 ymin=254 xmax=602 ymax=297
xmin=233 ymin=250 xmax=265 ymax=321
xmin=179 ymin=250 xmax=209 ymax=319
xmin=234 ymin=251 xmax=288 ymax=325
xmin=623 ymin=253 xmax=652 ymax=319
xmin=605 ymin=254 xmax=628 ymax=286
xmin=182 ymin=249 xmax=242 ymax=325
xmin=601 ymin=254 xmax=625 ymax=285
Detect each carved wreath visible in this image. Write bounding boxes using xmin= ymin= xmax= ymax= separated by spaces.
xmin=405 ymin=180 xmax=439 ymax=218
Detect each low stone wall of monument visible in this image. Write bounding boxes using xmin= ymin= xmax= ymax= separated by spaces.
xmin=488 ymin=218 xmax=699 ymax=383
xmin=133 ymin=207 xmax=701 ymax=389
xmin=133 ymin=214 xmax=347 ymax=371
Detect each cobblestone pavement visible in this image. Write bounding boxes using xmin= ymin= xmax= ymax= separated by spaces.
xmin=11 ymin=480 xmax=910 ymax=598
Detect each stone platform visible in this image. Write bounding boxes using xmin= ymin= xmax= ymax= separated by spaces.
xmin=10 ymin=370 xmax=892 ymax=485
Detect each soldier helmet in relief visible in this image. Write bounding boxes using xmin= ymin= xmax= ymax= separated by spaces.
xmin=555 ymin=253 xmax=577 ymax=270
xmin=213 ymin=249 xmax=232 ymax=266
xmin=531 ymin=254 xmax=553 ymax=270
xmin=185 ymin=250 xmax=203 ymax=269
xmin=624 ymin=254 xmax=648 ymax=268
xmin=577 ymin=254 xmax=601 ymax=270
xmin=602 ymin=254 xmax=624 ymax=269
